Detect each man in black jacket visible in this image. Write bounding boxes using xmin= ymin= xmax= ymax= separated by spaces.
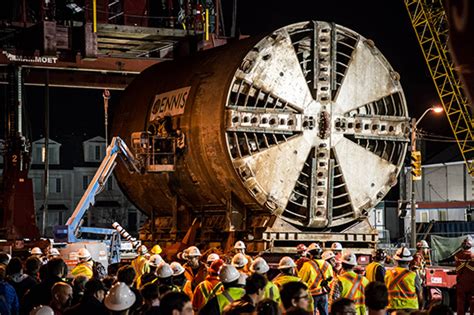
xmin=64 ymin=279 xmax=108 ymax=315
xmin=22 ymin=257 xmax=68 ymax=315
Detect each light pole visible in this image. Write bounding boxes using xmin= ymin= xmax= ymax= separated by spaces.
xmin=410 ymin=106 xmax=443 ymax=248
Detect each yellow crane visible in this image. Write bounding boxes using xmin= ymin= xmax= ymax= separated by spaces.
xmin=404 ymin=0 xmax=474 ymax=174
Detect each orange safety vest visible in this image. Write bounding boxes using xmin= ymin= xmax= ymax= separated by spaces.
xmin=305 ymin=260 xmax=331 ymax=296
xmin=192 ymin=277 xmax=223 ymax=311
xmin=385 ymin=267 xmax=418 ymax=310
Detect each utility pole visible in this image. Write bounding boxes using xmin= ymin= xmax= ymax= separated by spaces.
xmin=409 ymin=106 xmax=443 ymax=248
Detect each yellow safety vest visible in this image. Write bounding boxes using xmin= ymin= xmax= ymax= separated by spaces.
xmin=298 ymin=259 xmax=333 ymax=296
xmin=365 ymin=261 xmax=382 ymax=282
xmin=131 ymin=255 xmax=150 ymax=281
xmin=71 ymin=261 xmax=93 ymax=279
xmin=272 ymin=274 xmax=301 ymax=290
xmin=263 ymin=280 xmax=280 ymax=303
xmin=385 ymin=267 xmax=418 ymax=310
xmin=216 ymin=287 xmax=245 ymax=313
xmin=339 ymin=271 xmax=369 ymax=315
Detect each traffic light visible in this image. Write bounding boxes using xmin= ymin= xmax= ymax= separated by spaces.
xmin=411 ymin=150 xmax=422 ymax=181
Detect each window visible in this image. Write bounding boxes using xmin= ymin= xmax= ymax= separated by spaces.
xmin=420 ymin=211 xmax=429 ymax=223
xmin=439 ymin=209 xmax=448 ymax=221
xmin=95 ymin=145 xmax=101 ymax=160
xmin=55 ymin=178 xmax=61 ymax=193
xmin=83 ymin=176 xmax=89 ymax=190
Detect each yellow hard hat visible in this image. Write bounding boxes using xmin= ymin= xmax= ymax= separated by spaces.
xmin=151 ymin=245 xmax=162 ymax=255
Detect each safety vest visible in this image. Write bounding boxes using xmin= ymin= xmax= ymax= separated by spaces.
xmin=365 ymin=261 xmax=382 ymax=282
xmin=263 ymin=280 xmax=280 ymax=303
xmin=339 ymin=271 xmax=369 ymax=315
xmin=193 ymin=277 xmax=223 ymax=311
xmin=385 ymin=267 xmax=418 ymax=310
xmin=272 ymin=274 xmax=301 ymax=290
xmin=71 ymin=261 xmax=93 ymax=278
xmin=131 ymin=255 xmax=150 ymax=281
xmin=298 ymin=259 xmax=333 ymax=296
xmin=216 ymin=287 xmax=245 ymax=313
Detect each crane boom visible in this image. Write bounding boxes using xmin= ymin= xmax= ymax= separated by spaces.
xmin=55 ymin=136 xmax=141 ymax=243
xmin=404 ymin=0 xmax=474 ymax=174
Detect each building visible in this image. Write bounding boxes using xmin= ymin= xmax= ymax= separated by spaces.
xmin=400 ymin=145 xmax=474 ymax=242
xmin=27 ymin=134 xmax=145 ymax=237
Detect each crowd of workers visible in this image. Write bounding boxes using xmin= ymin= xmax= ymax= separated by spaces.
xmin=0 ymin=236 xmax=471 ymax=315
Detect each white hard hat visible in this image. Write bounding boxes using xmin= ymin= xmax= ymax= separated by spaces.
xmin=148 ymin=254 xmax=164 ymax=267
xmin=48 ymin=248 xmax=60 ymax=257
xmin=278 ymin=256 xmax=296 ymax=269
xmin=170 ymin=262 xmax=185 ymax=276
xmin=157 ymin=263 xmax=174 ymax=278
xmin=104 ymin=282 xmax=136 ymax=311
xmin=207 ymin=253 xmax=220 ymax=263
xmin=394 ymin=247 xmax=413 ymax=262
xmin=232 ymin=253 xmax=249 ymax=268
xmin=331 ymin=242 xmax=343 ymax=251
xmin=322 ymin=250 xmax=336 ymax=261
xmin=250 ymin=257 xmax=270 ymax=274
xmin=186 ymin=246 xmax=201 ymax=257
xmin=77 ymin=248 xmax=92 ymax=260
xmin=219 ymin=264 xmax=240 ymax=283
xmin=307 ymin=243 xmax=321 ymax=252
xmin=137 ymin=245 xmax=148 ymax=255
xmin=31 ymin=247 xmax=43 ymax=255
xmin=417 ymin=240 xmax=429 ymax=249
xmin=341 ymin=253 xmax=357 ymax=266
xmin=30 ymin=305 xmax=54 ymax=315
xmin=234 ymin=241 xmax=246 ymax=250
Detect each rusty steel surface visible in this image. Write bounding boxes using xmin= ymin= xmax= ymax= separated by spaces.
xmin=111 ymin=21 xmax=409 ymax=230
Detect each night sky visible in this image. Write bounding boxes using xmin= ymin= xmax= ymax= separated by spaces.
xmin=22 ymin=0 xmax=450 ymax=160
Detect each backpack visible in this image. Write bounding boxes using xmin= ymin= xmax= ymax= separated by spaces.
xmin=92 ymin=261 xmax=107 ymax=280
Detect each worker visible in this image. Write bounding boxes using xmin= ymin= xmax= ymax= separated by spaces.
xmin=295 ymin=244 xmax=310 ymax=271
xmin=171 ymin=261 xmax=193 ymax=299
xmin=183 ymin=246 xmax=207 ymax=292
xmin=156 ymin=263 xmax=179 ymax=295
xmin=331 ymin=242 xmax=343 ymax=274
xmin=222 ymin=273 xmax=267 ymax=314
xmin=272 ymin=257 xmax=300 ymax=290
xmin=198 ymin=264 xmax=245 ymax=315
xmin=273 ymin=256 xmax=315 ymax=313
xmin=192 ymin=259 xmax=224 ymax=312
xmin=232 ymin=252 xmax=249 ymax=288
xmin=365 ymin=249 xmax=387 ymax=283
xmin=136 ymin=254 xmax=163 ymax=289
xmin=298 ymin=243 xmax=333 ymax=315
xmin=206 ymin=253 xmax=220 ymax=266
xmin=331 ymin=253 xmax=369 ymax=315
xmin=410 ymin=240 xmax=430 ymax=275
xmin=131 ymin=245 xmax=150 ymax=282
xmin=385 ymin=246 xmax=422 ymax=312
xmin=455 ymin=236 xmax=474 ymax=315
xmin=250 ymin=257 xmax=280 ymax=303
xmin=71 ymin=248 xmax=94 ymax=279
xmin=322 ymin=250 xmax=338 ymax=310
xmin=150 ymin=244 xmax=162 ymax=255
xmin=234 ymin=241 xmax=253 ymax=273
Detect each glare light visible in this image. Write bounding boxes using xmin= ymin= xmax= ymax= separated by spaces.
xmin=432 ymin=106 xmax=443 ymax=113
